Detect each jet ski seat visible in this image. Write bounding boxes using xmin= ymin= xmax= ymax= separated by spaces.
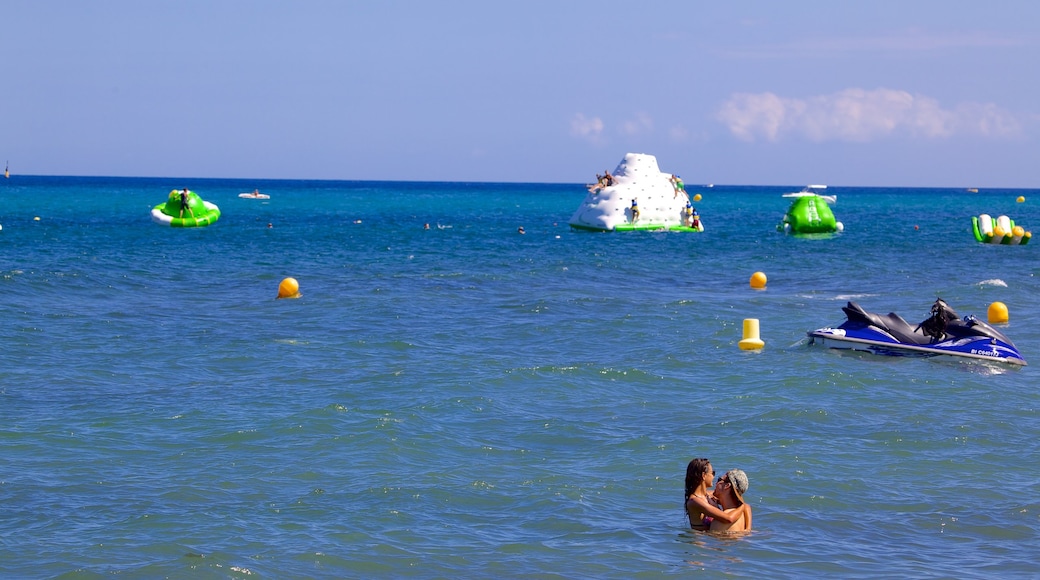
xmin=842 ymin=302 xmax=933 ymax=345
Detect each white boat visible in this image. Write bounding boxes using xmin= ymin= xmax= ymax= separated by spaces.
xmin=783 ymin=184 xmax=835 ymax=203
xmin=239 ymin=191 xmax=270 ymax=200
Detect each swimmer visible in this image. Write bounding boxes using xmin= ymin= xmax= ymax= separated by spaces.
xmin=517 ymin=226 xmax=526 ymax=234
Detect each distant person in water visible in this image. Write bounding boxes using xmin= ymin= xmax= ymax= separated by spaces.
xmin=178 ymin=189 xmax=195 ymax=219
xmin=709 ymin=469 xmax=752 ymax=533
xmin=517 ymin=226 xmax=526 ymax=234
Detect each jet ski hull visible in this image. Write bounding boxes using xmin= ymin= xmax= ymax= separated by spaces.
xmin=808 ymin=300 xmax=1027 ymax=366
xmin=808 ymin=328 xmax=1026 ymax=365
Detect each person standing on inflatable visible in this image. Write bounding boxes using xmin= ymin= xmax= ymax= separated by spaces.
xmin=179 ymin=189 xmax=195 ymax=219
xmin=630 ymin=199 xmax=640 ymax=223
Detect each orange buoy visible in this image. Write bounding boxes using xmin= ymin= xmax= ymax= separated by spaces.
xmin=987 ymin=302 xmax=1008 ymax=324
xmin=277 ymin=277 xmax=301 ymax=299
xmin=750 ymin=271 xmax=767 ymax=290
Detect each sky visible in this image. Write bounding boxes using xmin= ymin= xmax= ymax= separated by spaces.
xmin=3 ymin=0 xmax=1039 ymax=187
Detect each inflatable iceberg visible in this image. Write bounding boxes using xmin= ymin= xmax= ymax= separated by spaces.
xmin=151 ymin=189 xmax=221 ymax=227
xmin=778 ymin=194 xmax=843 ymax=235
xmin=568 ymin=153 xmax=701 ymax=232
xmin=972 ymin=214 xmax=1030 ymax=245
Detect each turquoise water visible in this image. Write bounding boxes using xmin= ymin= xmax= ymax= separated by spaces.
xmin=2 ymin=176 xmax=1039 ymax=577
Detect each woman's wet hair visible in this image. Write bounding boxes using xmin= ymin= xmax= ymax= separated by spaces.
xmin=684 ymin=458 xmax=711 ymax=514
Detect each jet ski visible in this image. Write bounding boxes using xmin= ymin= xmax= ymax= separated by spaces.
xmin=808 ymin=299 xmax=1026 ymax=365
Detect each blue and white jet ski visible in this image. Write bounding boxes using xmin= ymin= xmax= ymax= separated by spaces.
xmin=808 ymin=299 xmax=1026 ymax=365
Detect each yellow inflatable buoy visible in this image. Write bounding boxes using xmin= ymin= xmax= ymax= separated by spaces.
xmin=1016 ymin=196 xmax=1025 ymax=203
xmin=738 ymin=318 xmax=765 ymax=350
xmin=693 ymin=193 xmax=702 ymax=202
xmin=277 ymin=277 xmax=301 ymax=299
xmin=988 ymin=301 xmax=1008 ymax=324
xmin=750 ymin=271 xmax=767 ymax=290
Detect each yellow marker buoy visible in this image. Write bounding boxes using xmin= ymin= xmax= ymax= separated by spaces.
xmin=750 ymin=271 xmax=767 ymax=289
xmin=277 ymin=277 xmax=301 ymax=299
xmin=1016 ymin=196 xmax=1025 ymax=203
xmin=988 ymin=301 xmax=1008 ymax=324
xmin=693 ymin=193 xmax=702 ymax=202
xmin=34 ymin=216 xmax=40 ymax=221
xmin=738 ymin=318 xmax=765 ymax=350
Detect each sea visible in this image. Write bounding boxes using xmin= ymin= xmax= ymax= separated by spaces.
xmin=1 ymin=175 xmax=1039 ymax=578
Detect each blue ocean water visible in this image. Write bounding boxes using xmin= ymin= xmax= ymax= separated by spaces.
xmin=1 ymin=175 xmax=1039 ymax=578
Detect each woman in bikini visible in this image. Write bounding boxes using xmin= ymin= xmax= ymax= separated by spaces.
xmin=684 ymin=458 xmax=717 ymax=529
xmin=684 ymin=459 xmax=750 ymax=531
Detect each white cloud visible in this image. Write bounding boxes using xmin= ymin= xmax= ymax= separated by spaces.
xmin=570 ymin=113 xmax=605 ymax=144
xmin=620 ymin=112 xmax=653 ymax=136
xmin=668 ymin=125 xmax=689 ymax=142
xmin=717 ymin=88 xmax=1022 ymax=142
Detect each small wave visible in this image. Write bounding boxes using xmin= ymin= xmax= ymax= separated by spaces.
xmin=799 ymin=293 xmax=877 ymax=301
xmin=794 ymin=293 xmax=877 ymax=301
xmin=977 ymin=279 xmax=1008 ymax=287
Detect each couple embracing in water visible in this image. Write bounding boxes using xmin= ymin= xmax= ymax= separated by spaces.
xmin=684 ymin=458 xmax=752 ymax=533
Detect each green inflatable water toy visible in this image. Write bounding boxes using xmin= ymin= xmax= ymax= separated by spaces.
xmin=778 ymin=195 xmax=842 ymax=235
xmin=972 ymin=213 xmax=1031 ymax=245
xmin=151 ymin=189 xmax=221 ymax=227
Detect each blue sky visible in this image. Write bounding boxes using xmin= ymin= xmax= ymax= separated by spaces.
xmin=3 ymin=1 xmax=1038 ymax=187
